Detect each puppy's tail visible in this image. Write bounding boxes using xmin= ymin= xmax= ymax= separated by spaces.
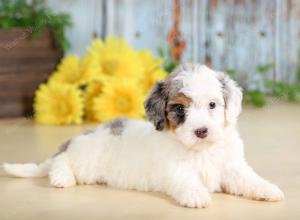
xmin=2 ymin=158 xmax=52 ymax=178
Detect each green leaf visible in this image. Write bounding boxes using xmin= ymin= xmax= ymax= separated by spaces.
xmin=257 ymin=63 xmax=274 ymax=75
xmin=164 ymin=61 xmax=178 ymax=73
xmin=296 ymin=65 xmax=300 ymax=84
xmin=245 ymin=90 xmax=267 ymax=107
xmin=157 ymin=45 xmax=178 ymax=74
xmin=226 ymin=69 xmax=237 ymax=80
xmin=157 ymin=46 xmax=165 ymax=58
xmin=0 ymin=0 xmax=72 ymax=52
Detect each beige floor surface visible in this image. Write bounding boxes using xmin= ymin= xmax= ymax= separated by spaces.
xmin=0 ymin=101 xmax=300 ymax=220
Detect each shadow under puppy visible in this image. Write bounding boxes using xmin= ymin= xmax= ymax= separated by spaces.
xmin=3 ymin=64 xmax=284 ymax=208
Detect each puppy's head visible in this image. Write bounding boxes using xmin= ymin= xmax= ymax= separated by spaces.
xmin=144 ymin=63 xmax=242 ymax=149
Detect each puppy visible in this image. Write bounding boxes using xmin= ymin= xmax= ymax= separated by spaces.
xmin=3 ymin=64 xmax=284 ymax=208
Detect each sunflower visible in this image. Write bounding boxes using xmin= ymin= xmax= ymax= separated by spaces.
xmin=34 ymin=83 xmax=84 ymax=125
xmin=139 ymin=50 xmax=163 ymax=73
xmin=49 ymin=54 xmax=101 ymax=86
xmin=142 ymin=69 xmax=167 ymax=94
xmin=85 ymin=80 xmax=103 ymax=121
xmin=92 ymin=79 xmax=145 ymax=122
xmin=33 ymin=36 xmax=168 ymax=125
xmin=88 ymin=37 xmax=144 ymax=81
xmin=138 ymin=50 xmax=167 ymax=94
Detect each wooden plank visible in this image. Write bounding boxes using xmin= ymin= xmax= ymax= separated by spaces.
xmin=0 ymin=62 xmax=58 ymax=74
xmin=0 ymin=72 xmax=50 ymax=86
xmin=0 ymin=88 xmax=39 ymax=100
xmin=0 ymin=47 xmax=62 ymax=60
xmin=0 ymin=28 xmax=52 ymax=41
xmin=180 ymin=0 xmax=208 ymax=62
xmin=0 ymin=27 xmax=62 ymax=117
xmin=0 ymin=72 xmax=49 ymax=96
xmin=0 ymin=28 xmax=54 ymax=50
xmin=0 ymin=67 xmax=54 ymax=100
xmin=206 ymin=0 xmax=278 ymax=89
xmin=275 ymin=0 xmax=300 ymax=83
xmin=254 ymin=0 xmax=276 ymax=82
xmin=275 ymin=0 xmax=287 ymax=82
xmin=48 ymin=0 xmax=105 ymax=56
xmin=0 ymin=98 xmax=33 ymax=117
xmin=106 ymin=0 xmax=207 ymax=61
xmin=287 ymin=0 xmax=300 ymax=83
xmin=0 ymin=56 xmax=61 ymax=66
xmin=42 ymin=0 xmax=300 ymax=85
xmin=206 ymin=0 xmax=234 ymax=70
xmin=104 ymin=0 xmax=172 ymax=56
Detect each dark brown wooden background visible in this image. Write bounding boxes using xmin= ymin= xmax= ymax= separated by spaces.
xmin=0 ymin=29 xmax=62 ymax=117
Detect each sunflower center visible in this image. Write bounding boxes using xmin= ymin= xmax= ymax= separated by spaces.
xmin=56 ymin=100 xmax=71 ymax=116
xmin=115 ymin=96 xmax=131 ymax=112
xmin=102 ymin=59 xmax=119 ymax=75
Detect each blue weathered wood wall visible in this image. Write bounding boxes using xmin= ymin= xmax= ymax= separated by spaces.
xmin=48 ymin=0 xmax=300 ymax=83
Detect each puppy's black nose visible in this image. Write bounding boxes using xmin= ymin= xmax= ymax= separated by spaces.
xmin=194 ymin=127 xmax=208 ymax=139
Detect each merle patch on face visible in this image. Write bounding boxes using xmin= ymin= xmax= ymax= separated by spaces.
xmin=167 ymin=104 xmax=185 ymax=127
xmin=166 ymin=93 xmax=191 ymax=130
xmin=144 ymin=81 xmax=169 ymax=131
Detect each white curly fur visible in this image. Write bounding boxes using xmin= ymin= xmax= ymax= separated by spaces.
xmin=3 ymin=64 xmax=284 ymax=208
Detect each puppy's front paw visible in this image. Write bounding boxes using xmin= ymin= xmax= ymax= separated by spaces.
xmin=177 ymin=189 xmax=211 ymax=208
xmin=252 ymin=183 xmax=284 ymax=202
xmin=49 ymin=168 xmax=76 ymax=188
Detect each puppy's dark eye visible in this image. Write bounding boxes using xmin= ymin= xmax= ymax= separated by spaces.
xmin=175 ymin=104 xmax=185 ymax=116
xmin=209 ymin=102 xmax=216 ymax=109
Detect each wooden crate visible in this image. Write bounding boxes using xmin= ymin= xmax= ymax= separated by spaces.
xmin=0 ymin=28 xmax=63 ymax=117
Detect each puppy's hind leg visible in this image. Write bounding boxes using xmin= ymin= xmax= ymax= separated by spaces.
xmin=221 ymin=160 xmax=284 ymax=201
xmin=49 ymin=153 xmax=76 ymax=188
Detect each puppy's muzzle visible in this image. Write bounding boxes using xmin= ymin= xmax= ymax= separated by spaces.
xmin=194 ymin=127 xmax=208 ymax=139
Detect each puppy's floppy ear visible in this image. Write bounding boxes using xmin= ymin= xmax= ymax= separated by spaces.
xmin=144 ymin=81 xmax=168 ymax=131
xmin=217 ymin=72 xmax=243 ymax=125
